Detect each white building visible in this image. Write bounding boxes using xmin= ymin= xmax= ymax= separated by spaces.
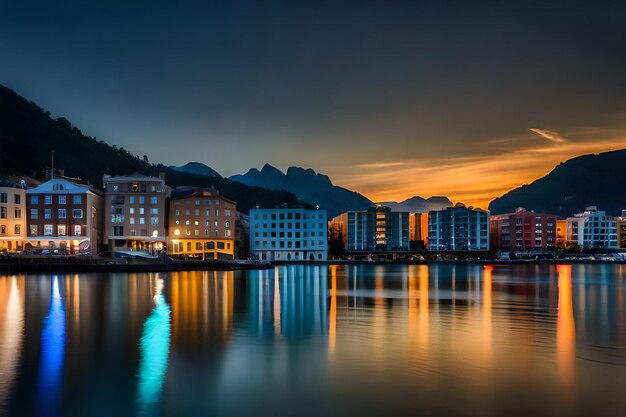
xmin=250 ymin=207 xmax=328 ymax=261
xmin=566 ymin=206 xmax=617 ymax=249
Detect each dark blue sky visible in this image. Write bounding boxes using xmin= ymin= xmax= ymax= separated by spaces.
xmin=1 ymin=1 xmax=625 ymax=204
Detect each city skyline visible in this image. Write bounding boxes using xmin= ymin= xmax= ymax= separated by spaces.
xmin=2 ymin=1 xmax=625 ymax=208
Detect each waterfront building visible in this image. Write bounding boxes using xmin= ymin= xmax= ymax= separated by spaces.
xmin=616 ymin=209 xmax=626 ymax=250
xmin=565 ymin=206 xmax=618 ymax=250
xmin=490 ymin=208 xmax=557 ymax=252
xmin=556 ymin=219 xmax=567 ymax=248
xmin=409 ymin=212 xmax=428 ymax=250
xmin=250 ymin=207 xmax=328 ymax=261
xmin=167 ymin=188 xmax=236 ymax=260
xmin=25 ymin=178 xmax=103 ymax=254
xmin=331 ymin=205 xmax=410 ymax=252
xmin=428 ymin=204 xmax=489 ymax=251
xmin=103 ymin=173 xmax=171 ymax=254
xmin=0 ymin=182 xmax=26 ymax=253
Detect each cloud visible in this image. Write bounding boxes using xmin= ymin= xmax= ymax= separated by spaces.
xmin=357 ymin=161 xmax=408 ymax=169
xmin=530 ymin=128 xmax=568 ymax=143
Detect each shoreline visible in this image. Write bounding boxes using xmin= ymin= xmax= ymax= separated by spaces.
xmin=2 ymin=256 xmax=626 ymax=273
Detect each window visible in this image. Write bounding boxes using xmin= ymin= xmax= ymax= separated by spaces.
xmin=217 ymin=242 xmax=225 ymax=249
xmin=225 ymin=209 xmax=231 ymax=216
xmin=175 ymin=210 xmax=180 ymax=216
xmin=130 ymin=217 xmax=135 ymax=225
xmin=0 ymin=207 xmax=5 ymax=219
xmin=31 ymin=195 xmax=39 ymax=204
xmin=31 ymin=209 xmax=38 ymax=219
xmin=150 ymin=196 xmax=158 ymax=205
xmin=151 ymin=217 xmax=159 ymax=226
xmin=139 ymin=217 xmax=145 ymax=224
xmin=58 ymin=208 xmax=67 ymax=219
xmin=44 ymin=195 xmax=52 ymax=204
xmin=215 ymin=200 xmax=220 ymax=205
xmin=225 ymin=230 xmax=231 ymax=237
xmin=139 ymin=196 xmax=144 ymax=204
xmin=73 ymin=209 xmax=83 ymax=219
xmin=29 ymin=225 xmax=38 ymax=236
xmin=15 ymin=208 xmax=21 ymax=219
xmin=74 ymin=225 xmax=82 ymax=236
xmin=57 ymin=225 xmax=66 ymax=236
xmin=129 ymin=196 xmax=135 ymax=204
xmin=44 ymin=224 xmax=53 ymax=236
xmin=130 ymin=208 xmax=135 ymax=214
xmin=14 ymin=194 xmax=20 ymax=204
xmin=215 ymin=209 xmax=220 ymax=216
xmin=195 ymin=199 xmax=200 ymax=206
xmin=0 ymin=225 xmax=5 ymax=234
xmin=205 ymin=209 xmax=210 ymax=216
xmin=44 ymin=209 xmax=52 ymax=219
xmin=73 ymin=195 xmax=82 ymax=205
xmin=0 ymin=193 xmax=6 ymax=203
xmin=14 ymin=224 xmax=20 ymax=235
xmin=58 ymin=195 xmax=66 ymax=204
xmin=151 ymin=208 xmax=159 ymax=214
xmin=225 ymin=221 xmax=230 ymax=228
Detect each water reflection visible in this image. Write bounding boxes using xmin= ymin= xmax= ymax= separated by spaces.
xmin=0 ymin=276 xmax=24 ymax=412
xmin=136 ymin=276 xmax=171 ymax=414
xmin=36 ymin=276 xmax=66 ymax=417
xmin=557 ymin=264 xmax=576 ymax=386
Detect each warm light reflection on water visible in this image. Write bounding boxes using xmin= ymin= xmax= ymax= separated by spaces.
xmin=0 ymin=264 xmax=625 ymax=417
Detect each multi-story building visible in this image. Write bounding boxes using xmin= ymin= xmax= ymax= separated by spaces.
xmin=332 ymin=205 xmax=410 ymax=252
xmin=566 ymin=206 xmax=617 ymax=250
xmin=0 ymin=182 xmax=26 ymax=253
xmin=618 ymin=210 xmax=626 ymax=250
xmin=556 ymin=219 xmax=567 ymax=248
xmin=250 ymin=207 xmax=328 ymax=261
xmin=409 ymin=212 xmax=428 ymax=250
xmin=167 ymin=188 xmax=236 ymax=260
xmin=25 ymin=178 xmax=103 ymax=254
xmin=490 ymin=208 xmax=557 ymax=252
xmin=428 ymin=204 xmax=489 ymax=251
xmin=103 ymin=173 xmax=171 ymax=254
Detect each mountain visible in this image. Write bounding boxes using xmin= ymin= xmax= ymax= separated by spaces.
xmin=171 ymin=162 xmax=221 ymax=177
xmin=489 ymin=149 xmax=626 ymax=217
xmin=230 ymin=164 xmax=372 ymax=217
xmin=380 ymin=196 xmax=453 ymax=213
xmin=0 ymin=84 xmax=305 ymax=212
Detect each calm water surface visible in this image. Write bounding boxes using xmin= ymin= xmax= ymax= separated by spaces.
xmin=0 ymin=264 xmax=625 ymax=417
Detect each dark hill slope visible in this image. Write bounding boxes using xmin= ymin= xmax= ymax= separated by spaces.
xmin=489 ymin=149 xmax=626 ymax=217
xmin=0 ymin=84 xmax=303 ymax=212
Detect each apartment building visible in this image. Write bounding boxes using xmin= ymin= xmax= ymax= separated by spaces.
xmin=250 ymin=207 xmax=328 ymax=261
xmin=103 ymin=173 xmax=171 ymax=254
xmin=167 ymin=188 xmax=236 ymax=260
xmin=566 ymin=206 xmax=617 ymax=249
xmin=0 ymin=183 xmax=26 ymax=252
xmin=490 ymin=208 xmax=557 ymax=252
xmin=428 ymin=204 xmax=489 ymax=251
xmin=25 ymin=178 xmax=103 ymax=254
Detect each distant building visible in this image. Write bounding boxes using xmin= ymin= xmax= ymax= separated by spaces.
xmin=565 ymin=206 xmax=617 ymax=250
xmin=490 ymin=208 xmax=557 ymax=252
xmin=167 ymin=188 xmax=236 ymax=260
xmin=103 ymin=173 xmax=171 ymax=254
xmin=25 ymin=178 xmax=103 ymax=254
xmin=235 ymin=211 xmax=250 ymax=259
xmin=409 ymin=212 xmax=428 ymax=250
xmin=428 ymin=204 xmax=489 ymax=251
xmin=0 ymin=183 xmax=26 ymax=253
xmin=250 ymin=207 xmax=328 ymax=261
xmin=331 ymin=205 xmax=410 ymax=252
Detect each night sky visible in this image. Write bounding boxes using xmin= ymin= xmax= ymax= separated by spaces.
xmin=1 ymin=1 xmax=626 ymax=207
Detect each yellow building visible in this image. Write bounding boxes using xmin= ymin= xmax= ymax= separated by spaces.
xmin=555 ymin=219 xmax=567 ymax=248
xmin=0 ymin=186 xmax=26 ymax=253
xmin=167 ymin=188 xmax=236 ymax=260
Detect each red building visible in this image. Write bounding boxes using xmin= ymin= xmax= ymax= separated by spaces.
xmin=490 ymin=208 xmax=557 ymax=252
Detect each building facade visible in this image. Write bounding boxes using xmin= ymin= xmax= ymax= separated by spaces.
xmin=566 ymin=206 xmax=617 ymax=250
xmin=333 ymin=205 xmax=410 ymax=252
xmin=0 ymin=185 xmax=26 ymax=253
xmin=490 ymin=208 xmax=557 ymax=252
xmin=618 ymin=210 xmax=626 ymax=250
xmin=428 ymin=204 xmax=489 ymax=251
xmin=103 ymin=173 xmax=171 ymax=254
xmin=250 ymin=207 xmax=328 ymax=261
xmin=25 ymin=178 xmax=103 ymax=254
xmin=167 ymin=188 xmax=236 ymax=260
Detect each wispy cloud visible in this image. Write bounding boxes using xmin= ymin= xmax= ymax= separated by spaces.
xmin=530 ymin=128 xmax=568 ymax=143
xmin=357 ymin=161 xmax=408 ymax=169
